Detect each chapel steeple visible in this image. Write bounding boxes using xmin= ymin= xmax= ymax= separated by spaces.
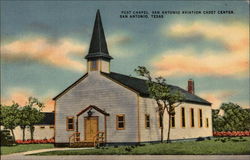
xmin=85 ymin=10 xmax=113 ymax=73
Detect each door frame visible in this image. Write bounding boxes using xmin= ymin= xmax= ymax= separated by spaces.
xmin=84 ymin=116 xmax=99 ymax=141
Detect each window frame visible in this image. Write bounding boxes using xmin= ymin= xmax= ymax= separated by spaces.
xmin=181 ymin=107 xmax=186 ymax=128
xmin=170 ymin=114 xmax=175 ymax=128
xmin=198 ymin=109 xmax=203 ymax=128
xmin=190 ymin=108 xmax=195 ymax=127
xmin=159 ymin=114 xmax=163 ymax=128
xmin=145 ymin=114 xmax=150 ymax=129
xmin=66 ymin=116 xmax=74 ymax=131
xmin=206 ymin=118 xmax=209 ymax=128
xmin=116 ymin=114 xmax=125 ymax=130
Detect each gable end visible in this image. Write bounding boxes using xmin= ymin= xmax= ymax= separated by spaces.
xmin=53 ymin=73 xmax=88 ymax=100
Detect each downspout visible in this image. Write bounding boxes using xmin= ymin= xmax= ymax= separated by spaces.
xmin=137 ymin=94 xmax=141 ymax=143
xmin=76 ymin=116 xmax=79 ymax=132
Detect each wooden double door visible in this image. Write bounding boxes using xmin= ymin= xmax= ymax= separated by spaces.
xmin=84 ymin=117 xmax=98 ymax=142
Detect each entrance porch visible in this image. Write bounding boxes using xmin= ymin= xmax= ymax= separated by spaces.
xmin=69 ymin=105 xmax=109 ymax=147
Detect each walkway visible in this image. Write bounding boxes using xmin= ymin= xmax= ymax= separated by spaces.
xmin=2 ymin=155 xmax=250 ymax=160
xmin=1 ymin=148 xmax=250 ymax=160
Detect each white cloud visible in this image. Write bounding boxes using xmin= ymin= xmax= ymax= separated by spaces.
xmin=1 ymin=36 xmax=87 ymax=72
xmin=152 ymin=48 xmax=248 ymax=77
xmin=153 ymin=21 xmax=249 ymax=77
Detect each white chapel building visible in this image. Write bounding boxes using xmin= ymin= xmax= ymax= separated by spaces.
xmin=53 ymin=10 xmax=213 ymax=147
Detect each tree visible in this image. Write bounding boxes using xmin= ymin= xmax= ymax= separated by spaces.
xmin=18 ymin=106 xmax=30 ymax=141
xmin=135 ymin=66 xmax=184 ymax=143
xmin=1 ymin=103 xmax=20 ymax=142
xmin=212 ymin=103 xmax=250 ymax=131
xmin=25 ymin=97 xmax=45 ymax=140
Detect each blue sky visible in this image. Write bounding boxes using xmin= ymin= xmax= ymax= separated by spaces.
xmin=1 ymin=1 xmax=249 ymax=111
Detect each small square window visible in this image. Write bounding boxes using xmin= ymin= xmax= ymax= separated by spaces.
xmin=116 ymin=115 xmax=125 ymax=130
xmin=67 ymin=117 xmax=74 ymax=131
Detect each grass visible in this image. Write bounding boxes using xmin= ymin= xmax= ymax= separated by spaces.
xmin=1 ymin=144 xmax=54 ymax=155
xmin=33 ymin=137 xmax=250 ymax=155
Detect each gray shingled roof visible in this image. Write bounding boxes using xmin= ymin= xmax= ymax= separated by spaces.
xmin=102 ymin=72 xmax=211 ymax=106
xmin=35 ymin=112 xmax=54 ymax=125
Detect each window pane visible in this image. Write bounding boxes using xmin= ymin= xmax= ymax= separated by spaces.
xmin=199 ymin=109 xmax=203 ymax=127
xmin=118 ymin=122 xmax=124 ymax=128
xmin=145 ymin=115 xmax=150 ymax=128
xmin=68 ymin=124 xmax=73 ymax=130
xmin=171 ymin=115 xmax=175 ymax=127
xmin=159 ymin=114 xmax=163 ymax=128
xmin=182 ymin=108 xmax=185 ymax=127
xmin=68 ymin=119 xmax=73 ymax=123
xmin=118 ymin=116 xmax=124 ymax=122
xmin=191 ymin=108 xmax=194 ymax=127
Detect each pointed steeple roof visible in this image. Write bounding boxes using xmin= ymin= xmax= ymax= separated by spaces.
xmin=85 ymin=10 xmax=113 ymax=60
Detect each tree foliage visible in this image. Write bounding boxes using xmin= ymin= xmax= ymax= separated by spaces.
xmin=19 ymin=106 xmax=32 ymax=141
xmin=0 ymin=103 xmax=20 ymax=141
xmin=212 ymin=103 xmax=250 ymax=132
xmin=135 ymin=66 xmax=184 ymax=143
xmin=25 ymin=97 xmax=45 ymax=140
xmin=0 ymin=97 xmax=45 ymax=141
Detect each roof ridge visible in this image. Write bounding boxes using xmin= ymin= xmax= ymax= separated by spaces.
xmin=109 ymin=71 xmax=177 ymax=87
xmin=109 ymin=71 xmax=147 ymax=81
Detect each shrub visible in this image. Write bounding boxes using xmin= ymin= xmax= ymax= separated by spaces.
xmin=0 ymin=130 xmax=15 ymax=146
xmin=196 ymin=137 xmax=205 ymax=141
xmin=213 ymin=131 xmax=250 ymax=137
xmin=15 ymin=138 xmax=54 ymax=144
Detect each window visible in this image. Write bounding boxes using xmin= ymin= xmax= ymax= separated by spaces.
xmin=170 ymin=115 xmax=175 ymax=128
xmin=145 ymin=114 xmax=150 ymax=128
xmin=66 ymin=117 xmax=74 ymax=131
xmin=90 ymin=60 xmax=98 ymax=71
xmin=190 ymin=108 xmax=195 ymax=127
xmin=40 ymin=126 xmax=45 ymax=129
xmin=116 ymin=114 xmax=125 ymax=130
xmin=159 ymin=114 xmax=163 ymax=128
xmin=199 ymin=109 xmax=203 ymax=127
xmin=181 ymin=107 xmax=186 ymax=127
xmin=206 ymin=118 xmax=209 ymax=128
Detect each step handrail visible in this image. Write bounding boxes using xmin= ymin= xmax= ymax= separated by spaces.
xmin=69 ymin=132 xmax=80 ymax=147
xmin=93 ymin=131 xmax=105 ymax=147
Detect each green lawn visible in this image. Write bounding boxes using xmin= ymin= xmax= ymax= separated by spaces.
xmin=1 ymin=144 xmax=54 ymax=155
xmin=34 ymin=137 xmax=250 ymax=155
